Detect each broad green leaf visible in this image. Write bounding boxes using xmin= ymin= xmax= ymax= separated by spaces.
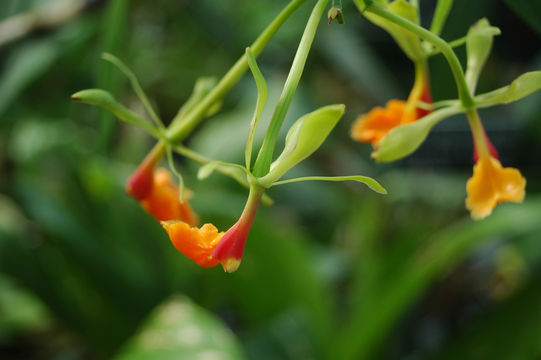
xmin=363 ymin=0 xmax=424 ymax=61
xmin=259 ymin=104 xmax=345 ymax=186
xmin=475 ymin=71 xmax=541 ymax=106
xmin=71 ymin=89 xmax=161 ymax=138
xmin=114 ymin=296 xmax=245 ymax=360
xmin=271 ymin=175 xmax=387 ymax=194
xmin=372 ymin=106 xmax=462 ymax=162
xmin=465 ymin=19 xmax=500 ymax=93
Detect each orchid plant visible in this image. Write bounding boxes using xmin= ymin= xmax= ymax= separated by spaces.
xmin=72 ymin=0 xmax=541 ymax=272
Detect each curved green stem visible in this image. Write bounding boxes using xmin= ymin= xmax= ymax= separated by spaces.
xmin=364 ymin=1 xmax=475 ymax=110
xmin=165 ymin=0 xmax=308 ymax=143
xmin=252 ymin=0 xmax=331 ymax=177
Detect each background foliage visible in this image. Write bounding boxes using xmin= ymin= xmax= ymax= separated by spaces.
xmin=1 ymin=0 xmax=541 ymax=359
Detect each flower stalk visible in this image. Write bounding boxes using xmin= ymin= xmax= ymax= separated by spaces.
xmin=212 ymin=184 xmax=265 ymax=272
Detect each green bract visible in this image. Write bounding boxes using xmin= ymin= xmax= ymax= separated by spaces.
xmin=259 ymin=104 xmax=345 ymax=186
xmin=71 ymin=89 xmax=160 ymax=137
xmin=465 ymin=19 xmax=500 ymax=93
xmin=361 ymin=0 xmax=424 ymax=61
xmin=372 ymin=106 xmax=462 ymax=162
xmin=475 ymin=71 xmax=541 ymax=106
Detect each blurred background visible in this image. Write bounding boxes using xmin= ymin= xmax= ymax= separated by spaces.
xmin=1 ymin=0 xmax=541 ymax=359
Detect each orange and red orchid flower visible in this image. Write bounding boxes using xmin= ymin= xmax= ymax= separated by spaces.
xmin=351 ymin=63 xmax=432 ymax=146
xmin=465 ymin=113 xmax=526 ymax=220
xmin=160 ymin=187 xmax=264 ymax=272
xmin=126 ymin=146 xmax=198 ymax=226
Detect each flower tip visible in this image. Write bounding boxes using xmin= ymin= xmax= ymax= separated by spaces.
xmin=220 ymin=258 xmax=241 ymax=273
xmin=126 ymin=165 xmax=154 ymax=200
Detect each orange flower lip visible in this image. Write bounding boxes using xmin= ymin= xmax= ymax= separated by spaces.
xmin=351 ymin=99 xmax=412 ymax=146
xmin=161 ymin=221 xmax=223 ymax=267
xmin=466 ymin=155 xmax=526 ymax=220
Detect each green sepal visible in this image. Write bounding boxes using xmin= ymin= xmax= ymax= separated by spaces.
xmin=475 ymin=71 xmax=541 ymax=106
xmin=71 ymin=89 xmax=161 ymax=138
xmin=197 ymin=161 xmax=220 ymax=180
xmin=271 ymin=175 xmax=387 ymax=194
xmin=372 ymin=106 xmax=462 ymax=162
xmin=245 ymin=47 xmax=268 ymax=171
xmin=362 ymin=0 xmax=424 ymax=61
xmin=465 ymin=19 xmax=501 ymax=93
xmin=259 ymin=104 xmax=345 ymax=186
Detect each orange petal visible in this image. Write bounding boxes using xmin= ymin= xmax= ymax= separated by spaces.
xmin=161 ymin=221 xmax=223 ymax=267
xmin=351 ymin=100 xmax=406 ymax=146
xmin=466 ymin=156 xmax=526 ymax=220
xmin=141 ymin=168 xmax=199 ymax=226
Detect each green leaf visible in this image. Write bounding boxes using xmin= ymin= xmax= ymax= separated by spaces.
xmin=114 ymin=296 xmax=246 ymax=360
xmin=259 ymin=104 xmax=345 ymax=186
xmin=271 ymin=175 xmax=387 ymax=194
xmin=475 ymin=71 xmax=541 ymax=106
xmin=372 ymin=106 xmax=462 ymax=162
xmin=71 ymin=89 xmax=161 ymax=138
xmin=465 ymin=18 xmax=500 ymax=93
xmin=363 ymin=0 xmax=424 ymax=61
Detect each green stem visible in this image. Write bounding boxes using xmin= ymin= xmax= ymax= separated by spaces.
xmin=165 ymin=0 xmax=308 ymax=143
xmin=364 ymin=1 xmax=475 ymax=110
xmin=426 ymin=35 xmax=466 ymax=57
xmin=466 ymin=108 xmax=489 ymax=158
xmin=429 ymin=0 xmax=453 ymax=36
xmin=252 ymin=0 xmax=331 ymax=177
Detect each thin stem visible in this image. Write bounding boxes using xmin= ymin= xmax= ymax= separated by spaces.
xmin=429 ymin=0 xmax=453 ymax=36
xmin=426 ymin=35 xmax=466 ymax=57
xmin=466 ymin=109 xmax=489 ymax=158
xmin=173 ymin=145 xmax=274 ymax=206
xmin=365 ymin=2 xmax=475 ymax=109
xmin=245 ymin=47 xmax=268 ymax=172
xmin=165 ymin=0 xmax=308 ymax=143
xmin=102 ymin=53 xmax=164 ymax=129
xmin=252 ymin=0 xmax=331 ymax=177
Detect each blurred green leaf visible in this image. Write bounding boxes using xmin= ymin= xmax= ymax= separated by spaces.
xmin=427 ymin=276 xmax=541 ymax=360
xmin=0 ymin=19 xmax=94 ymax=117
xmin=503 ymin=0 xmax=541 ymax=36
xmin=333 ymin=197 xmax=541 ymax=360
xmin=114 ymin=296 xmax=246 ymax=360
